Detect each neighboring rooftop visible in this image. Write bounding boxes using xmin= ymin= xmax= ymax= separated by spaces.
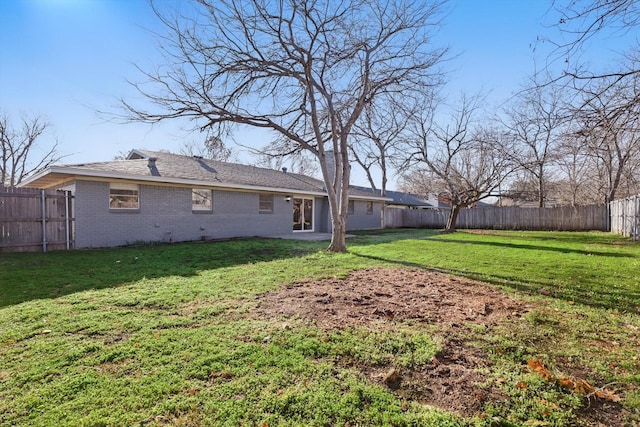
xmin=351 ymin=186 xmax=438 ymax=208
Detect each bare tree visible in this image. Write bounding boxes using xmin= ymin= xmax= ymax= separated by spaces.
xmin=405 ymin=95 xmax=514 ymax=231
xmin=551 ymin=0 xmax=639 ymax=62
xmin=548 ymin=0 xmax=639 ymax=88
xmin=348 ymin=94 xmax=419 ymax=197
xmin=397 ymin=168 xmax=437 ymax=198
xmin=570 ymin=73 xmax=640 ymax=203
xmin=554 ymin=134 xmax=598 ymax=205
xmin=501 ymin=80 xmax=567 ymax=207
xmin=181 ymin=133 xmax=234 ymax=161
xmin=121 ymin=0 xmax=448 ymax=252
xmin=252 ymin=150 xmax=319 ymax=177
xmin=0 ymin=112 xmax=65 ymax=188
xmin=536 ymin=2 xmax=640 ymax=205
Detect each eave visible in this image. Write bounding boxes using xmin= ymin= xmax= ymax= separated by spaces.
xmin=18 ymin=166 xmax=390 ymax=202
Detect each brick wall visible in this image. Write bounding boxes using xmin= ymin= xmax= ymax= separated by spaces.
xmin=74 ymin=180 xmax=293 ymax=248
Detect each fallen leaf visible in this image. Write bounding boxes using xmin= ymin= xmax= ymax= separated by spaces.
xmin=527 ymin=359 xmax=553 ymax=381
xmin=527 ymin=358 xmax=619 ymax=402
xmin=515 ymin=381 xmax=529 ymax=390
xmin=594 ymin=388 xmax=621 ymax=402
xmin=524 ymin=420 xmax=550 ymax=426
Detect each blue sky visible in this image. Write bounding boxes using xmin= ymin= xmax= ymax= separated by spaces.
xmin=0 ymin=0 xmax=629 ymax=188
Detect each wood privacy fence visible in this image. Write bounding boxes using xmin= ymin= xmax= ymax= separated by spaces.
xmin=0 ymin=186 xmax=74 ymax=253
xmin=384 ymin=205 xmax=608 ymax=231
xmin=610 ymin=195 xmax=640 ymax=241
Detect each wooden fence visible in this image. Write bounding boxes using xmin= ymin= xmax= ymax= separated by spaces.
xmin=610 ymin=195 xmax=640 ymax=241
xmin=384 ymin=205 xmax=608 ymax=231
xmin=0 ymin=186 xmax=74 ymax=253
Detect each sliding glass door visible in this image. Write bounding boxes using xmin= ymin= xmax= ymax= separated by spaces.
xmin=293 ymin=197 xmax=314 ymax=231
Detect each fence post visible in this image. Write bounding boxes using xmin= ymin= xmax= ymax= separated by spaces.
xmin=632 ymin=195 xmax=640 ymax=240
xmin=41 ymin=190 xmax=47 ymax=253
xmin=65 ymin=190 xmax=71 ymax=250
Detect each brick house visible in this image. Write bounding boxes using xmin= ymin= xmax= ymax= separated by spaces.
xmin=19 ymin=150 xmax=387 ymax=248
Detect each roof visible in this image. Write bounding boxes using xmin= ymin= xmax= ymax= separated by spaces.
xmin=19 ymin=149 xmax=387 ymax=200
xmin=351 ymin=186 xmax=435 ymax=207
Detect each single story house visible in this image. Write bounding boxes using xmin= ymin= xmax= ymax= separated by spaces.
xmin=19 ymin=149 xmax=389 ymax=248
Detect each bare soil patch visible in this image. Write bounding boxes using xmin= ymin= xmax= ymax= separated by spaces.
xmin=256 ymin=268 xmax=525 ymax=330
xmin=254 ymin=267 xmax=630 ymax=425
xmin=254 ymin=267 xmax=527 ymax=417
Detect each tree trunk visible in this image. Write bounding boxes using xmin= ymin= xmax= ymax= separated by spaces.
xmin=538 ymin=166 xmax=545 ymax=208
xmin=323 ymin=149 xmax=350 ymax=253
xmin=328 ymin=214 xmax=347 ymax=252
xmin=444 ymin=205 xmax=461 ymax=232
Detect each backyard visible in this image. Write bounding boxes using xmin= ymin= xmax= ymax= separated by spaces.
xmin=1 ymin=229 xmax=638 ymax=426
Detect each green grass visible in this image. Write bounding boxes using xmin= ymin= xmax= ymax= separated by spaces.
xmin=1 ymin=230 xmax=639 ymax=426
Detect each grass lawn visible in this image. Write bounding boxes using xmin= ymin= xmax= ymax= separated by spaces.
xmin=1 ymin=230 xmax=638 ymax=426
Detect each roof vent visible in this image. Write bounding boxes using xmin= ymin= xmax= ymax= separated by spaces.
xmin=147 ymin=157 xmax=160 ymax=176
xmin=282 ymin=167 xmax=288 ymax=173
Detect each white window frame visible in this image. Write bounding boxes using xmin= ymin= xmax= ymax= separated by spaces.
xmin=259 ymin=194 xmax=274 ymax=214
xmin=366 ymin=201 xmax=374 ymax=214
xmin=192 ymin=189 xmax=213 ymax=212
xmin=109 ymin=183 xmax=139 ymax=210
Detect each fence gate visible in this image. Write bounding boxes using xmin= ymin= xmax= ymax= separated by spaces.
xmin=610 ymin=195 xmax=640 ymax=241
xmin=0 ymin=186 xmax=74 ymax=253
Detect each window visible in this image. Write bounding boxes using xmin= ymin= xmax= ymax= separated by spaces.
xmin=109 ymin=183 xmax=139 ymax=209
xmin=348 ymin=200 xmax=355 ymax=215
xmin=259 ymin=194 xmax=274 ymax=213
xmin=366 ymin=201 xmax=374 ymax=214
xmin=192 ymin=189 xmax=213 ymax=212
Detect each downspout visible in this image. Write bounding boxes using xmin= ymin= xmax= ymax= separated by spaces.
xmin=41 ymin=190 xmax=47 ymax=253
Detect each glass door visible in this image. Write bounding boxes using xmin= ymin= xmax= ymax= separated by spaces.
xmin=293 ymin=197 xmax=314 ymax=231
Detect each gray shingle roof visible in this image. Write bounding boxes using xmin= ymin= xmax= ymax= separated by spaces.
xmin=24 ymin=149 xmax=382 ymax=199
xmin=114 ymin=149 xmax=327 ymax=193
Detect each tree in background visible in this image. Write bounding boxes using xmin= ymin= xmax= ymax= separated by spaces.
xmin=348 ymin=94 xmax=420 ymax=197
xmin=501 ymin=80 xmax=567 ymax=207
xmin=568 ymin=73 xmax=640 ymax=203
xmin=122 ymin=0 xmax=448 ymax=252
xmin=181 ymin=134 xmax=234 ymax=162
xmin=0 ymin=112 xmax=64 ymax=188
xmin=403 ymin=95 xmax=514 ymax=231
xmin=397 ymin=168 xmax=438 ymax=199
xmin=543 ymin=1 xmax=640 ymax=202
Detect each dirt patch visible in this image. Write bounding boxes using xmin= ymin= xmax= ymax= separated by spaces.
xmin=255 ymin=267 xmax=526 ymax=330
xmin=254 ymin=267 xmax=527 ymax=417
xmin=253 ymin=267 xmax=633 ymax=424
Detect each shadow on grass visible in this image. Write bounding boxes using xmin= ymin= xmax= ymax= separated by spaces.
xmin=0 ymin=238 xmax=324 ymax=308
xmin=424 ymin=238 xmax=636 ymax=258
xmin=351 ymin=252 xmax=640 ymax=314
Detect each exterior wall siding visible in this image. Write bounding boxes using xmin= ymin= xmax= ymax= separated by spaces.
xmin=314 ymin=197 xmax=330 ymax=233
xmin=74 ymin=180 xmax=293 ymax=248
xmin=347 ymin=201 xmax=383 ymax=231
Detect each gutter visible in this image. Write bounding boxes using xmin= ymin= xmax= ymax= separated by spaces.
xmin=19 ymin=166 xmax=390 ymax=202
